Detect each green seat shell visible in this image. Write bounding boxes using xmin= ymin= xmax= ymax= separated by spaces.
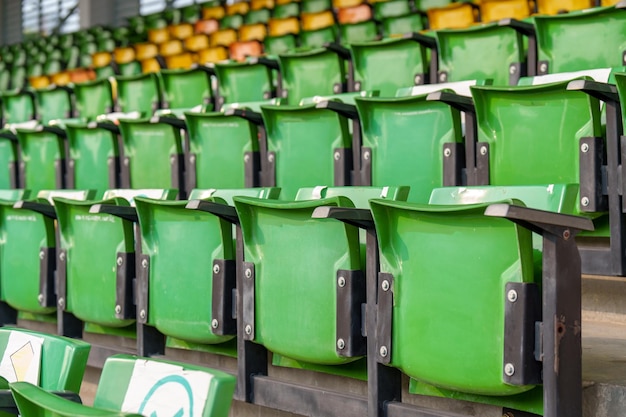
xmin=159 ymin=68 xmax=213 ymax=111
xmin=115 ymin=73 xmax=162 ymax=117
xmin=214 ymin=62 xmax=274 ymax=106
xmin=74 ymin=78 xmax=114 ymax=121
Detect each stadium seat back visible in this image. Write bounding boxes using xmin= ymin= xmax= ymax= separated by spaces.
xmin=160 ymin=68 xmax=213 ymax=110
xmin=115 ymin=73 xmax=162 ymax=116
xmin=214 ymin=62 xmax=274 ymax=105
xmin=74 ymin=78 xmax=114 ymax=120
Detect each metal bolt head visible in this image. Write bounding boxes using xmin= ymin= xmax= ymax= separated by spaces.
xmin=581 ymin=197 xmax=590 ymax=207
xmin=39 ymin=250 xmax=45 ymax=260
xmin=333 ymin=83 xmax=341 ymax=93
xmin=438 ymin=72 xmax=447 ymax=82
xmin=37 ymin=294 xmax=43 ymax=303
xmin=268 ymin=153 xmax=274 ymax=163
xmin=115 ymin=305 xmax=122 ymax=314
xmin=379 ymin=345 xmax=388 ymax=357
xmin=170 ymin=156 xmax=176 ymax=163
xmin=211 ymin=319 xmax=219 ymax=329
xmin=337 ymin=338 xmax=345 ymax=350
xmin=59 ymin=252 xmax=65 ymax=261
xmin=190 ymin=154 xmax=196 ymax=163
xmin=507 ymin=289 xmax=518 ymax=303
xmin=243 ymin=154 xmax=250 ymax=163
xmin=509 ymin=64 xmax=516 ymax=75
xmin=443 ymin=147 xmax=451 ymax=157
xmin=58 ymin=298 xmax=65 ymax=308
xmin=140 ymin=309 xmax=146 ymax=319
xmin=539 ymin=62 xmax=548 ymax=73
xmin=245 ymin=324 xmax=252 ymax=335
xmin=581 ymin=143 xmax=589 ymax=153
xmin=504 ymin=363 xmax=515 ymax=376
xmin=480 ymin=145 xmax=488 ymax=156
xmin=337 ymin=276 xmax=346 ymax=288
xmin=381 ymin=280 xmax=390 ymax=292
xmin=117 ymin=256 xmax=123 ymax=266
xmin=141 ymin=259 xmax=148 ymax=268
xmin=363 ymin=151 xmax=370 ymax=160
xmin=563 ymin=229 xmax=571 ymax=240
xmin=334 ymin=151 xmax=341 ymax=161
xmin=213 ymin=264 xmax=220 ymax=274
xmin=245 ymin=268 xmax=252 ymax=279
xmin=124 ymin=158 xmax=129 ymax=166
xmin=354 ymin=81 xmax=361 ymax=91
xmin=414 ymin=74 xmax=422 ymax=85
xmin=107 ymin=159 xmax=113 ymax=165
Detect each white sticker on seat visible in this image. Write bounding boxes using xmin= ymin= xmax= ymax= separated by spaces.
xmin=0 ymin=331 xmax=43 ymax=385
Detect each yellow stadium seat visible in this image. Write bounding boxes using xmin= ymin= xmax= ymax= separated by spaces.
xmin=301 ymin=10 xmax=335 ymax=31
xmin=30 ymin=75 xmax=50 ymax=89
xmin=198 ymin=47 xmax=229 ymax=64
xmin=333 ymin=0 xmax=362 ymax=9
xmin=268 ymin=17 xmax=300 ymax=36
xmin=536 ymin=0 xmax=594 ymax=14
xmin=239 ymin=23 xmax=268 ymax=41
xmin=202 ymin=5 xmax=226 ymax=20
xmin=210 ymin=29 xmax=238 ymax=47
xmin=141 ymin=57 xmax=163 ymax=74
xmin=229 ymin=40 xmax=264 ymax=62
xmin=337 ymin=3 xmax=372 ymax=24
xmin=479 ymin=0 xmax=531 ymax=22
xmin=169 ymin=23 xmax=194 ymax=40
xmin=165 ymin=52 xmax=196 ymax=69
xmin=148 ymin=27 xmax=170 ymax=44
xmin=602 ymin=0 xmax=621 ymax=5
xmin=51 ymin=71 xmax=71 ymax=86
xmin=185 ymin=34 xmax=211 ymax=51
xmin=252 ymin=0 xmax=276 ymax=10
xmin=135 ymin=43 xmax=159 ymax=61
xmin=92 ymin=51 xmax=113 ymax=69
xmin=277 ymin=0 xmax=298 ymax=5
xmin=114 ymin=47 xmax=136 ymax=64
xmin=159 ymin=40 xmax=184 ymax=57
xmin=427 ymin=2 xmax=478 ymax=30
xmin=227 ymin=2 xmax=251 ymax=15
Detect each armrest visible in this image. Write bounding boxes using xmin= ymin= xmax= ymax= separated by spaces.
xmin=88 ymin=122 xmax=121 ymax=134
xmin=89 ymin=204 xmax=138 ymax=222
xmin=193 ymin=64 xmax=216 ymax=76
xmin=323 ymin=42 xmax=352 ymax=60
xmin=249 ymin=57 xmax=280 ymax=70
xmin=311 ymin=206 xmax=374 ymax=229
xmin=10 ymin=382 xmax=137 ymax=417
xmin=566 ymin=80 xmax=619 ymax=104
xmin=41 ymin=125 xmax=67 ymax=137
xmin=151 ymin=116 xmax=187 ymax=129
xmin=484 ymin=203 xmax=594 ymax=237
xmin=498 ymin=18 xmax=536 ymax=37
xmin=426 ymin=91 xmax=475 ymax=114
xmin=185 ymin=200 xmax=240 ymax=224
xmin=13 ymin=201 xmax=56 ymax=219
xmin=223 ymin=108 xmax=264 ymax=125
xmin=0 ymin=131 xmax=18 ymax=142
xmin=402 ymin=32 xmax=437 ymax=50
xmin=315 ymin=101 xmax=359 ymax=120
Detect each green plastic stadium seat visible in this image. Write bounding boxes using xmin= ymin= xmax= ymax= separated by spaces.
xmin=259 ymin=100 xmax=354 ymax=198
xmin=273 ymin=2 xmax=300 ymax=18
xmin=278 ymin=48 xmax=348 ymax=105
xmin=74 ymin=78 xmax=115 ymax=121
xmin=233 ymin=186 xmax=408 ymax=369
xmin=11 ymin=354 xmax=235 ymax=417
xmin=535 ymin=5 xmax=626 ymax=75
xmin=214 ymin=61 xmax=275 ymax=107
xmin=381 ymin=13 xmax=424 ymax=37
xmin=133 ymin=188 xmax=279 ymax=350
xmin=0 ymin=190 xmax=95 ymax=322
xmin=0 ymin=133 xmax=19 ymax=188
xmin=350 ymin=37 xmax=428 ymax=96
xmin=373 ymin=0 xmax=410 ymax=20
xmin=300 ymin=26 xmax=338 ymax=49
xmin=245 ymin=8 xmax=272 ymax=24
xmin=35 ymin=86 xmax=74 ymax=125
xmin=159 ymin=67 xmax=213 ymax=112
xmin=302 ymin=0 xmax=332 ymax=13
xmin=15 ymin=126 xmax=68 ymax=193
xmin=2 ymin=90 xmax=36 ymax=124
xmin=115 ymin=73 xmax=162 ymax=117
xmin=54 ymin=189 xmax=176 ymax=338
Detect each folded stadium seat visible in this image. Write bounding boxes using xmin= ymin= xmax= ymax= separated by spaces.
xmin=147 ymin=26 xmax=170 ymax=45
xmin=159 ymin=39 xmax=185 ymax=59
xmin=73 ymin=77 xmax=115 ymax=121
xmin=0 ymin=135 xmax=19 ymax=188
xmin=128 ymin=15 xmax=146 ymax=37
xmin=259 ymin=97 xmax=358 ymax=198
xmin=185 ymin=33 xmax=211 ymax=52
xmin=197 ymin=46 xmax=230 ymax=65
xmin=180 ymin=3 xmax=202 ymax=22
xmin=221 ymin=13 xmax=246 ymax=30
xmin=163 ymin=7 xmax=182 ymax=25
xmin=245 ymin=7 xmax=272 ymax=24
xmin=1 ymin=89 xmax=36 ymax=125
xmin=160 ymin=67 xmax=214 ymax=114
xmin=300 ymin=10 xmax=338 ymax=48
xmin=202 ymin=4 xmax=226 ymax=20
xmin=0 ymin=190 xmax=96 ymax=324
xmin=337 ymin=3 xmax=379 ymax=44
xmin=169 ymin=22 xmax=194 ymax=40
xmin=535 ymin=4 xmax=626 ymax=75
xmin=228 ymin=1 xmax=252 ymax=16
xmin=372 ymin=0 xmax=410 ymax=20
xmin=378 ymin=4 xmax=426 ymax=37
xmin=479 ymin=0 xmax=531 ymax=22
xmin=436 ymin=20 xmax=534 ymax=85
xmin=0 ymin=327 xmax=90 ymax=396
xmin=79 ymin=41 xmax=97 ymax=68
xmin=368 ymin=192 xmax=592 ymax=416
xmin=194 ymin=18 xmax=220 ymax=35
xmin=35 ymin=85 xmax=74 ymax=124
xmin=165 ymin=52 xmax=199 ymax=70
xmin=602 ymin=0 xmax=622 ymax=4
xmin=229 ymin=40 xmax=265 ymax=62
xmin=133 ymin=188 xmax=279 ymax=354
xmin=254 ymin=0 xmax=276 ymax=10
xmin=96 ymin=37 xmax=116 ymax=53
xmin=273 ymin=1 xmax=301 ymax=18
xmin=144 ymin=11 xmax=169 ymax=30
xmin=11 ymin=354 xmax=235 ymax=417
xmin=53 ymin=189 xmax=176 ymax=339
xmin=92 ymin=51 xmax=117 ymax=79
xmin=536 ymin=0 xmax=594 ymax=14
xmin=115 ymin=72 xmax=162 ymax=116
xmin=239 ymin=22 xmax=269 ymax=43
xmin=265 ymin=17 xmax=300 ymax=55
xmin=427 ymin=1 xmax=479 ymax=30
xmin=232 ymin=186 xmax=408 ymax=376
xmin=278 ymin=47 xmax=351 ymax=104
xmin=9 ymin=65 xmax=27 ymax=91
xmin=114 ymin=46 xmax=142 ymax=76
xmin=351 ymin=81 xmax=485 ymax=202
xmin=302 ymin=0 xmax=333 ymax=13
xmin=50 ymin=71 xmax=72 ymax=87
xmin=210 ymin=28 xmax=239 ymax=48
xmin=0 ymin=68 xmax=10 ymax=91
xmin=63 ymin=45 xmax=81 ymax=71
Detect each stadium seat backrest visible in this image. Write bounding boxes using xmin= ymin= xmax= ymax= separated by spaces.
xmin=214 ymin=62 xmax=274 ymax=105
xmin=115 ymin=73 xmax=162 ymax=116
xmin=74 ymin=78 xmax=114 ymax=120
xmin=159 ymin=68 xmax=213 ymax=110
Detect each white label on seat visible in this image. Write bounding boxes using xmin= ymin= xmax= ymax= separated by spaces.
xmin=121 ymin=360 xmax=213 ymax=417
xmin=0 ymin=332 xmax=43 ymax=384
